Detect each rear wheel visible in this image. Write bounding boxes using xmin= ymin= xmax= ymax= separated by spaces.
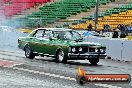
xmin=56 ymin=50 xmax=67 ymax=63
xmin=89 ymin=58 xmax=99 ymax=65
xmin=25 ymin=45 xmax=35 ymax=59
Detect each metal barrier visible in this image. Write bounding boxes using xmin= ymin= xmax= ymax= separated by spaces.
xmin=85 ymin=37 xmax=132 ymax=61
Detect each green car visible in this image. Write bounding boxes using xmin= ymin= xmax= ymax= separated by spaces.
xmin=18 ymin=28 xmax=106 ymax=65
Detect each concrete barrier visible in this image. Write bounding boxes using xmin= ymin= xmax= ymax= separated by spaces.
xmin=85 ymin=37 xmax=132 ymax=62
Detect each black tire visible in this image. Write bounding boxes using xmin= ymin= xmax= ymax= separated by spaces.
xmin=25 ymin=45 xmax=35 ymax=59
xmin=56 ymin=50 xmax=67 ymax=63
xmin=89 ymin=58 xmax=99 ymax=65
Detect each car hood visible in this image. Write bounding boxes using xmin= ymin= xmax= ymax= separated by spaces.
xmin=68 ymin=41 xmax=105 ymax=47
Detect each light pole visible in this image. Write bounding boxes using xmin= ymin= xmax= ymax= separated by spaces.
xmin=95 ymin=0 xmax=99 ymax=32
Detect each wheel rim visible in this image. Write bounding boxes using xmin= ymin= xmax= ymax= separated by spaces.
xmin=58 ymin=50 xmax=64 ymax=62
xmin=25 ymin=47 xmax=31 ymax=57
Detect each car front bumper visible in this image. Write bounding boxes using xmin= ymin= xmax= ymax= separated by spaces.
xmin=68 ymin=53 xmax=107 ymax=60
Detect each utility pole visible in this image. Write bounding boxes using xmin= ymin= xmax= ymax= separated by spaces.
xmin=95 ymin=0 xmax=99 ymax=32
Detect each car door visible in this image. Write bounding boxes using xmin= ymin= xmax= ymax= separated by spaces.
xmin=47 ymin=31 xmax=68 ymax=56
xmin=38 ymin=30 xmax=51 ymax=54
xmin=28 ymin=29 xmax=49 ymax=53
xmin=48 ymin=39 xmax=67 ymax=56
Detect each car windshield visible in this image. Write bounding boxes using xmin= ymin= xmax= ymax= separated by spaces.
xmin=56 ymin=31 xmax=82 ymax=41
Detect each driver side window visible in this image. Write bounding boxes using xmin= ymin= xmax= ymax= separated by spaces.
xmin=34 ymin=29 xmax=52 ymax=40
xmin=34 ymin=30 xmax=45 ymax=38
xmin=58 ymin=32 xmax=65 ymax=40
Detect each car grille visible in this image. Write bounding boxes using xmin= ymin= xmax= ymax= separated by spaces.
xmin=79 ymin=47 xmax=96 ymax=52
xmin=82 ymin=46 xmax=88 ymax=52
xmin=89 ymin=48 xmax=95 ymax=52
xmin=70 ymin=46 xmax=105 ymax=54
xmin=74 ymin=46 xmax=96 ymax=53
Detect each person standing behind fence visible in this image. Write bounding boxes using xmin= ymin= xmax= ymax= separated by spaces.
xmin=104 ymin=24 xmax=110 ymax=32
xmin=87 ymin=24 xmax=93 ymax=31
xmin=117 ymin=24 xmax=127 ymax=38
xmin=112 ymin=29 xmax=119 ymax=38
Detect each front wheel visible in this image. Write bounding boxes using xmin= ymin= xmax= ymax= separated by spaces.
xmin=56 ymin=50 xmax=67 ymax=63
xmin=25 ymin=45 xmax=35 ymax=59
xmin=89 ymin=58 xmax=99 ymax=65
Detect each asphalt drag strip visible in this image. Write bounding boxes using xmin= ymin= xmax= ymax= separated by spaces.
xmin=0 ymin=59 xmax=129 ymax=88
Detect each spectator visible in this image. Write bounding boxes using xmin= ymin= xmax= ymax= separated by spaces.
xmin=117 ymin=24 xmax=122 ymax=30
xmin=104 ymin=24 xmax=110 ymax=32
xmin=112 ymin=29 xmax=119 ymax=38
xmin=117 ymin=24 xmax=127 ymax=38
xmin=87 ymin=24 xmax=92 ymax=31
xmin=117 ymin=24 xmax=126 ymax=31
xmin=124 ymin=24 xmax=128 ymax=36
xmin=127 ymin=25 xmax=132 ymax=31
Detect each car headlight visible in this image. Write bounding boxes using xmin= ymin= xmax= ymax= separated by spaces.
xmin=95 ymin=48 xmax=98 ymax=52
xmin=79 ymin=47 xmax=82 ymax=51
xmin=100 ymin=48 xmax=105 ymax=53
xmin=72 ymin=47 xmax=76 ymax=52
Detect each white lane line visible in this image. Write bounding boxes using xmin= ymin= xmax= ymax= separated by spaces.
xmin=95 ymin=84 xmax=122 ymax=88
xmin=12 ymin=67 xmax=76 ymax=81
